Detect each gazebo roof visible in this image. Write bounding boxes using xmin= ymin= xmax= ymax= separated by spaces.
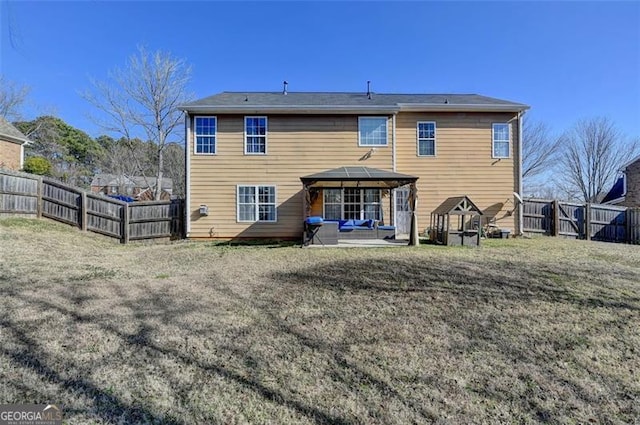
xmin=300 ymin=166 xmax=418 ymax=189
xmin=432 ymin=196 xmax=483 ymax=216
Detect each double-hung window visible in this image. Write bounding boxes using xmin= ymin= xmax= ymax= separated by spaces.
xmin=358 ymin=117 xmax=388 ymax=146
xmin=323 ymin=188 xmax=381 ymax=220
xmin=323 ymin=189 xmax=342 ymax=220
xmin=492 ymin=123 xmax=510 ymax=158
xmin=417 ymin=121 xmax=436 ymax=156
xmin=245 ymin=116 xmax=267 ymax=154
xmin=363 ymin=189 xmax=381 ymax=220
xmin=194 ymin=116 xmax=216 ymax=154
xmin=237 ymin=185 xmax=276 ymax=222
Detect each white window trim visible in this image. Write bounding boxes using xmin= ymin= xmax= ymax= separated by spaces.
xmin=244 ymin=116 xmax=268 ymax=155
xmin=194 ymin=116 xmax=217 ymax=155
xmin=322 ymin=188 xmax=381 ymax=220
xmin=416 ymin=121 xmax=437 ymax=157
xmin=236 ymin=184 xmax=277 ymax=223
xmin=492 ymin=123 xmax=511 ymax=159
xmin=358 ymin=116 xmax=388 ymax=147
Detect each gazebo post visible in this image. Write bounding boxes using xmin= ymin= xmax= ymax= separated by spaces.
xmin=408 ymin=181 xmax=419 ymax=246
xmin=389 ymin=189 xmax=394 ymax=227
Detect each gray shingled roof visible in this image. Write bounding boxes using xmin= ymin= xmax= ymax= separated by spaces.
xmin=300 ymin=166 xmax=418 ymax=189
xmin=432 ymin=196 xmax=483 ymax=216
xmin=0 ymin=116 xmax=31 ymax=144
xmin=181 ymin=92 xmax=528 ymax=113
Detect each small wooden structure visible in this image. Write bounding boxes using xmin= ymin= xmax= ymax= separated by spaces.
xmin=430 ymin=196 xmax=483 ymax=246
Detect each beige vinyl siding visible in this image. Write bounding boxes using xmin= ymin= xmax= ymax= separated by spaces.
xmin=395 ymin=112 xmax=520 ymax=231
xmin=0 ymin=139 xmax=22 ymax=171
xmin=188 ymin=110 xmax=521 ymax=239
xmin=189 ymin=115 xmax=393 ymax=238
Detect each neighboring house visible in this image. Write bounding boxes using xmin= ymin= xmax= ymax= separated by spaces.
xmin=180 ymin=90 xmax=529 ymax=240
xmin=0 ymin=116 xmax=31 ymax=171
xmin=91 ymin=174 xmax=173 ymax=201
xmin=602 ymin=155 xmax=640 ymax=207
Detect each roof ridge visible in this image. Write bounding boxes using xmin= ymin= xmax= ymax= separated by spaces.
xmin=220 ymin=91 xmax=481 ymax=96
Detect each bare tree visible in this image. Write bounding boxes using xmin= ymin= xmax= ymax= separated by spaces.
xmin=522 ymin=119 xmax=561 ymax=181
xmin=96 ymin=135 xmax=155 ymax=192
xmin=559 ymin=117 xmax=638 ymax=203
xmin=163 ymin=142 xmax=185 ymax=197
xmin=84 ymin=46 xmax=192 ymax=200
xmin=0 ymin=75 xmax=30 ymax=120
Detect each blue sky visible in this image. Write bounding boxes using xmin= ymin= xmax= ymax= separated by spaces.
xmin=1 ymin=1 xmax=639 ymax=140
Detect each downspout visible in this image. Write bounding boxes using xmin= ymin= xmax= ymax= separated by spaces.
xmin=517 ymin=110 xmax=526 ymax=236
xmin=392 ymin=113 xmax=397 ymax=172
xmin=185 ymin=112 xmax=191 ymax=237
xmin=392 ymin=113 xmax=397 ymax=227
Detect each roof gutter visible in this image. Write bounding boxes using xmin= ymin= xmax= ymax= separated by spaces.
xmin=179 ymin=103 xmax=530 ymax=114
xmin=397 ymin=103 xmax=530 ymax=113
xmin=178 ymin=105 xmax=401 ymax=114
xmin=0 ymin=133 xmax=32 ymax=145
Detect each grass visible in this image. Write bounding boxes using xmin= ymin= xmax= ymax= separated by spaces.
xmin=0 ymin=218 xmax=639 ymax=424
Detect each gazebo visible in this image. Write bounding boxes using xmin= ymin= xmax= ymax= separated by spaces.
xmin=300 ymin=166 xmax=419 ymax=245
xmin=430 ymin=196 xmax=483 ymax=246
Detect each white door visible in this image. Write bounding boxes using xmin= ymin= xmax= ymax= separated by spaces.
xmin=394 ymin=187 xmax=412 ymax=236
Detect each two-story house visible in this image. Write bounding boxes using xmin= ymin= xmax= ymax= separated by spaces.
xmin=180 ymin=90 xmax=529 ymax=241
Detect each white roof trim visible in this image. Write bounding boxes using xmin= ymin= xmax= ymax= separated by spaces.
xmin=397 ymin=103 xmax=529 ymax=112
xmin=621 ymin=154 xmax=640 ymax=171
xmin=180 ymin=105 xmax=400 ymax=114
xmin=0 ymin=133 xmax=31 ymax=145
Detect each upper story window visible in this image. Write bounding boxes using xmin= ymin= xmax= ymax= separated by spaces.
xmin=245 ymin=116 xmax=267 ymax=154
xmin=194 ymin=116 xmax=216 ymax=155
xmin=492 ymin=123 xmax=510 ymax=158
xmin=358 ymin=117 xmax=388 ymax=146
xmin=237 ymin=185 xmax=276 ymax=222
xmin=417 ymin=121 xmax=436 ymax=156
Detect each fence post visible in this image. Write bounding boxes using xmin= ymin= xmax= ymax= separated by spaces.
xmin=122 ymin=204 xmax=130 ymax=244
xmin=552 ymin=200 xmax=559 ymax=237
xmin=585 ymin=203 xmax=591 ymax=241
xmin=80 ymin=191 xmax=87 ymax=231
xmin=36 ymin=176 xmax=43 ymax=218
xmin=627 ymin=208 xmax=635 ymax=244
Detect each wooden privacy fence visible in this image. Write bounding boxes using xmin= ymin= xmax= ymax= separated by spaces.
xmin=523 ymin=198 xmax=640 ymax=244
xmin=0 ymin=168 xmax=184 ymax=243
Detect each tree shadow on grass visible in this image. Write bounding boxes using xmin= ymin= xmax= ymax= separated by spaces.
xmin=0 ymin=316 xmax=185 ymax=425
xmin=1 ymin=282 xmax=353 ymax=425
xmin=270 ymin=256 xmax=640 ymax=311
xmin=269 ymin=256 xmax=640 ymax=423
xmin=2 ymin=254 xmax=638 ymax=424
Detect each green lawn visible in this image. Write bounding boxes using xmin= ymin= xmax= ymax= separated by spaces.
xmin=1 ymin=218 xmax=639 ymax=424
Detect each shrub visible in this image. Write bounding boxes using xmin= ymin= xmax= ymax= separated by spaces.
xmin=23 ymin=156 xmax=52 ymax=175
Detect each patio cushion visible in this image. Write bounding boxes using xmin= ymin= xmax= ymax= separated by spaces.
xmin=354 ymin=219 xmax=373 ymax=228
xmin=337 ymin=219 xmax=374 ymax=231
